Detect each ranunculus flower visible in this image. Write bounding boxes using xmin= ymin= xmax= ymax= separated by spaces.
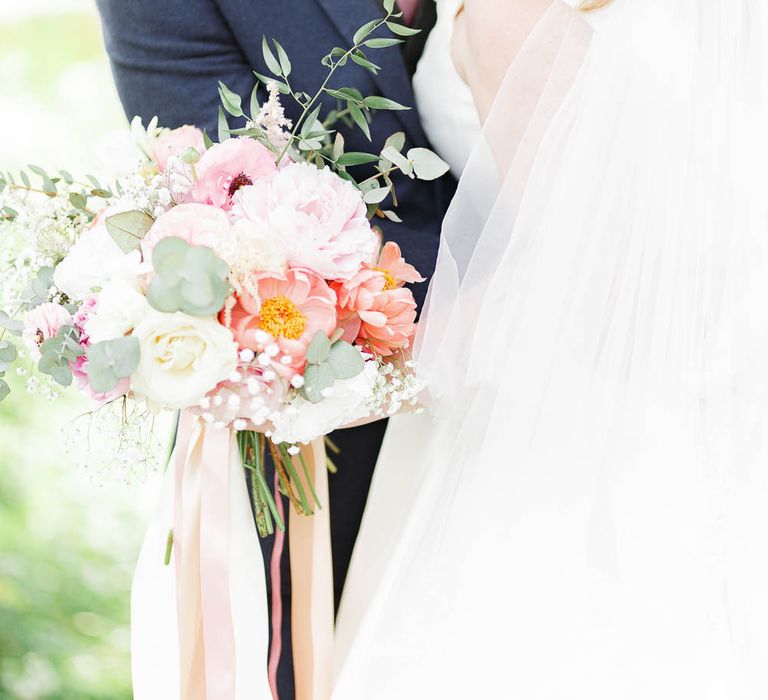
xmin=191 ymin=138 xmax=277 ymax=210
xmin=233 ymin=162 xmax=378 ymax=280
xmin=223 ymin=269 xmax=337 ymax=378
xmin=153 ymin=125 xmax=206 ymax=172
xmin=131 ymin=310 xmax=239 ymax=409
xmin=141 ymin=203 xmax=231 ymax=259
xmin=22 ymin=302 xmax=73 ymax=361
xmin=53 ymin=208 xmax=145 ymax=301
xmin=85 ymin=278 xmax=150 ymax=344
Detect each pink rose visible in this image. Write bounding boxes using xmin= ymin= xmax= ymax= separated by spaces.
xmin=152 ymin=125 xmax=206 ymax=172
xmin=222 ymin=268 xmax=337 ymax=379
xmin=141 ymin=203 xmax=231 ymax=258
xmin=233 ymin=162 xmax=379 ymax=280
xmin=191 ymin=138 xmax=277 ymax=210
xmin=22 ymin=302 xmax=73 ymax=361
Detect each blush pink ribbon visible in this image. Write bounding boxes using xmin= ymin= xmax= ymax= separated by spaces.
xmin=131 ymin=413 xmax=334 ymax=700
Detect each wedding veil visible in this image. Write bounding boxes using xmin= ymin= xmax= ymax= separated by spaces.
xmin=334 ymin=1 xmax=768 ymax=697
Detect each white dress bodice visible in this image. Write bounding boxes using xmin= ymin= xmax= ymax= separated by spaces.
xmin=412 ymin=0 xmax=481 ymax=178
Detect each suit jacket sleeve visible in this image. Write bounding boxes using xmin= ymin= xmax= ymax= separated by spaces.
xmin=95 ymin=0 xmax=255 ymax=135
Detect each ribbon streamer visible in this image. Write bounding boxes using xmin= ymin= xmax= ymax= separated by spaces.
xmin=131 ymin=413 xmax=333 ymax=700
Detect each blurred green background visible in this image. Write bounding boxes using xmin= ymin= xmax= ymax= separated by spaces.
xmin=0 ymin=3 xmax=162 ymax=697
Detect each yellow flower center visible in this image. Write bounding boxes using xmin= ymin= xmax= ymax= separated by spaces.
xmin=373 ymin=267 xmax=397 ymax=291
xmin=258 ymin=295 xmax=306 ymax=340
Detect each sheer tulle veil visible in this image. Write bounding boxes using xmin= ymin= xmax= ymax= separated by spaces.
xmin=333 ymin=0 xmax=768 ymax=697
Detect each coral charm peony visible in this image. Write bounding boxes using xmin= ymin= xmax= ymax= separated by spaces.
xmin=224 ymin=269 xmax=337 ymax=378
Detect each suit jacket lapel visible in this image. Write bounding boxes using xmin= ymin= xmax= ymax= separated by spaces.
xmin=314 ymin=0 xmax=426 ymax=142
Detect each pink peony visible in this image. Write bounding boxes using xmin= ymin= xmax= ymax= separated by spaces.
xmin=153 ymin=125 xmax=206 ymax=172
xmin=356 ymin=288 xmax=418 ymax=357
xmin=191 ymin=138 xmax=277 ymax=210
xmin=222 ymin=269 xmax=337 ymax=379
xmin=22 ymin=302 xmax=73 ymax=361
xmin=233 ymin=162 xmax=379 ymax=280
xmin=374 ymin=241 xmax=424 ymax=287
xmin=141 ymin=203 xmax=231 ymax=258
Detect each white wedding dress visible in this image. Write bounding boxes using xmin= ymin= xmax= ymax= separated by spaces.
xmin=334 ymin=0 xmax=768 ymax=698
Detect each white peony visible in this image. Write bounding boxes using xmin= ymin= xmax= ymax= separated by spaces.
xmin=85 ymin=278 xmax=150 ymax=344
xmin=270 ymin=360 xmax=378 ymax=445
xmin=53 ymin=208 xmax=145 ymax=301
xmin=131 ymin=310 xmax=239 ymax=410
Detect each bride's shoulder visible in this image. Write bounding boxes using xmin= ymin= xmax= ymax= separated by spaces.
xmin=454 ymin=0 xmax=554 ymax=120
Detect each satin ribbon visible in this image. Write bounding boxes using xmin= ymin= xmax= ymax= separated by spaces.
xmin=131 ymin=415 xmax=334 ymax=700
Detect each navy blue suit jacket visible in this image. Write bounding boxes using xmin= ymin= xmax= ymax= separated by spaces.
xmin=95 ymin=1 xmax=455 ymax=695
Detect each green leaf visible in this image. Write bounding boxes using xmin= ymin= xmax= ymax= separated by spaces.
xmin=301 ymin=104 xmax=323 ymax=138
xmin=218 ymin=81 xmax=244 ymax=117
xmin=59 ymin=169 xmax=74 ymax=184
xmin=20 ymin=170 xmax=30 ymax=188
xmin=29 ymin=165 xmax=57 ymax=195
xmin=325 ymin=87 xmax=364 ymax=104
xmin=69 ymin=192 xmax=87 ymax=210
xmin=218 ymin=106 xmax=230 ymax=143
xmin=333 ymin=133 xmax=345 ymax=162
xmin=148 ymin=237 xmax=230 ymax=316
xmin=203 ymin=129 xmax=214 ymax=150
xmin=408 ymin=147 xmax=450 ymax=181
xmin=87 ymin=336 xmax=140 ymax=394
xmin=105 ymin=210 xmax=155 ymax=254
xmin=381 ymin=145 xmax=413 ymax=175
xmin=353 ymin=19 xmax=379 ymax=45
xmin=383 ymin=0 xmax=395 ymax=12
xmin=0 ymin=379 xmax=9 ymax=402
xmin=327 ymin=340 xmax=365 ymax=380
xmin=262 ymin=36 xmax=283 ymax=76
xmin=273 ymin=40 xmax=292 ymax=78
xmin=302 ymin=363 xmax=335 ymax=404
xmin=363 ymin=96 xmax=410 ymax=111
xmin=336 ymin=152 xmax=380 ymax=166
xmin=363 ymin=38 xmax=403 ymax=49
xmin=253 ymin=72 xmax=290 ymax=94
xmin=386 ymin=20 xmax=421 ymax=36
xmin=351 ymin=52 xmax=381 ymax=74
xmin=381 ymin=209 xmax=403 ymax=223
xmin=363 ymin=186 xmax=390 ymax=204
xmin=348 ymin=102 xmax=371 ymax=141
xmin=0 ymin=341 xmax=17 ymax=363
xmin=305 ymin=331 xmax=332 ymax=365
xmin=0 ymin=311 xmax=23 ymax=334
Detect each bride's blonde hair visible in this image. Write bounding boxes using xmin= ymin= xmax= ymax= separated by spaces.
xmin=580 ymin=0 xmax=612 ymax=10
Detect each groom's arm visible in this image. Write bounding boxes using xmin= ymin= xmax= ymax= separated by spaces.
xmin=95 ymin=0 xmax=256 ymax=134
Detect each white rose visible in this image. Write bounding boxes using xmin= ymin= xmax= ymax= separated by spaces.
xmin=131 ymin=310 xmax=238 ymax=410
xmin=270 ymin=360 xmax=377 ymax=445
xmin=220 ymin=218 xmax=287 ymax=278
xmin=86 ymin=278 xmax=150 ymax=343
xmin=53 ymin=207 xmax=145 ymax=300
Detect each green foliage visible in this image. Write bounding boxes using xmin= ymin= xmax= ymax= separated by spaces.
xmin=38 ymin=325 xmax=84 ymax=388
xmin=301 ymin=331 xmax=365 ymax=403
xmin=86 ymin=338 xmax=140 ymax=394
xmin=147 ymin=237 xmax=230 ymax=317
xmin=104 ymin=210 xmax=155 ymax=254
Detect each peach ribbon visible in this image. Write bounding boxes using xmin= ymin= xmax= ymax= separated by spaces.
xmin=131 ymin=414 xmax=334 ymax=700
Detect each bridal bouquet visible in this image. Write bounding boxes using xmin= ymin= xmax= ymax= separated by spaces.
xmin=0 ymin=1 xmax=446 ymax=534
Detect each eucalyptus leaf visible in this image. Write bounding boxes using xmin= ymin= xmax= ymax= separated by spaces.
xmin=408 ymin=148 xmax=450 ymax=181
xmin=380 ymin=146 xmax=412 ymax=175
xmin=249 ymin=82 xmax=261 ymax=119
xmin=218 ymin=81 xmax=244 ymax=117
xmin=218 ymin=106 xmax=231 ymax=142
xmin=353 ymin=19 xmax=379 ymax=45
xmin=363 ymin=186 xmax=390 ymax=204
xmin=336 ymin=152 xmax=380 ymax=166
xmin=0 ymin=342 xmax=17 ymax=364
xmin=327 ymin=340 xmax=365 ymax=380
xmin=87 ymin=336 xmax=140 ymax=394
xmin=59 ymin=169 xmax=74 ymax=184
xmin=0 ymin=311 xmax=24 ymax=334
xmin=69 ymin=192 xmax=87 ymax=210
xmin=105 ymin=210 xmax=155 ymax=254
xmin=274 ymin=40 xmax=292 ymax=78
xmin=0 ymin=379 xmax=9 ymax=402
xmin=305 ymin=331 xmax=332 ymax=365
xmin=351 ymin=53 xmax=381 ymax=74
xmin=302 ymin=363 xmax=335 ymax=404
xmin=383 ymin=0 xmax=395 ymax=12
xmin=333 ymin=133 xmax=345 ymax=162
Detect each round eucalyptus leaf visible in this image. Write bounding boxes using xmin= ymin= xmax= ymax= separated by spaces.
xmin=305 ymin=331 xmax=332 ymax=365
xmin=327 ymin=341 xmax=365 ymax=380
xmin=302 ymin=362 xmax=335 ymax=404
